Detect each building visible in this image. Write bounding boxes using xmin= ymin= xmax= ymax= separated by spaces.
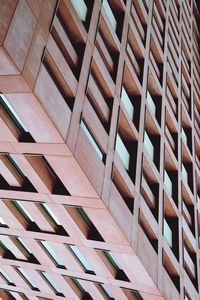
xmin=0 ymin=0 xmax=199 ymax=299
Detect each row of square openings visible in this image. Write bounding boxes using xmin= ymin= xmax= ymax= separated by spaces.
xmin=1 ymin=200 xmax=103 ymax=242
xmin=0 ymin=234 xmax=127 ymax=281
xmin=0 ymin=268 xmax=143 ymax=300
xmin=0 ymin=153 xmax=69 ymax=195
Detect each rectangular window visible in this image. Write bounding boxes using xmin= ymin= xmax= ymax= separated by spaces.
xmin=146 ymin=91 xmax=156 ymax=116
xmin=72 ymin=278 xmax=86 ymax=294
xmin=0 ymin=94 xmax=34 ymax=142
xmin=163 ymin=219 xmax=172 ymax=248
xmin=40 ymin=240 xmax=65 ymax=268
xmin=164 ymin=170 xmax=173 ymax=196
xmin=11 ymin=200 xmax=34 ymax=223
xmin=0 ymin=235 xmax=26 ymax=260
xmin=182 ymin=128 xmax=187 ymax=144
xmin=197 ymin=195 xmax=200 ymax=210
xmin=0 ymin=217 xmax=7 ymax=227
xmin=104 ymin=251 xmax=120 ymax=271
xmin=144 ymin=131 xmax=154 ymax=160
xmin=0 ymin=269 xmax=14 ymax=286
xmin=41 ymin=272 xmax=64 ymax=296
xmin=182 ymin=163 xmax=188 ymax=183
xmin=41 ymin=203 xmax=61 ymax=226
xmin=16 ymin=237 xmax=32 ymax=256
xmin=17 ymin=267 xmax=39 ymax=290
xmin=71 ymin=0 xmax=87 ymax=21
xmin=115 ymin=133 xmax=130 ymax=170
xmin=69 ymin=245 xmax=94 ymax=274
xmin=121 ymin=87 xmax=134 ymax=120
xmin=102 ymin=0 xmax=117 ymax=31
xmin=0 ymin=154 xmax=36 ymax=192
xmin=0 ymin=94 xmax=28 ymax=133
xmin=100 ymin=283 xmax=114 ymax=299
xmin=81 ymin=120 xmax=104 ymax=160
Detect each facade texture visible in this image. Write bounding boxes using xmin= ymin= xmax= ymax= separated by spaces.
xmin=0 ymin=0 xmax=200 ymax=299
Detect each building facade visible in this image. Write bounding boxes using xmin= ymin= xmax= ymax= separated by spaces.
xmin=0 ymin=0 xmax=200 ymax=299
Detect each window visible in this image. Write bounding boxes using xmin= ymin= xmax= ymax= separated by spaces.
xmin=0 ymin=154 xmax=36 ymax=192
xmin=0 ymin=217 xmax=7 ymax=227
xmin=115 ymin=133 xmax=130 ymax=170
xmin=25 ymin=155 xmax=70 ymax=195
xmin=121 ymin=87 xmax=134 ymax=120
xmin=146 ymin=91 xmax=156 ymax=116
xmin=40 ymin=241 xmax=65 ymax=268
xmin=67 ymin=206 xmax=104 ymax=241
xmin=0 ymin=94 xmax=28 ymax=133
xmin=17 ymin=267 xmax=39 ymax=290
xmin=0 ymin=269 xmax=15 ymax=286
xmin=182 ymin=163 xmax=188 ymax=183
xmin=80 ymin=119 xmax=104 ymax=160
xmin=104 ymin=251 xmax=120 ymax=271
xmin=72 ymin=278 xmax=85 ymax=293
xmin=102 ymin=0 xmax=117 ymax=31
xmin=11 ymin=200 xmax=34 ymax=223
xmin=0 ymin=235 xmax=26 ymax=260
xmin=41 ymin=203 xmax=61 ymax=226
xmin=164 ymin=170 xmax=173 ymax=196
xmin=40 ymin=203 xmax=68 ymax=236
xmin=144 ymin=131 xmax=154 ymax=160
xmin=41 ymin=272 xmax=64 ymax=296
xmin=100 ymin=283 xmax=114 ymax=299
xmin=76 ymin=207 xmax=92 ymax=228
xmin=0 ymin=94 xmax=34 ymax=142
xmin=71 ymin=0 xmax=87 ymax=21
xmin=69 ymin=245 xmax=94 ymax=274
xmin=123 ymin=288 xmax=144 ymax=300
xmin=163 ymin=219 xmax=172 ymax=247
xmin=16 ymin=237 xmax=32 ymax=256
xmin=197 ymin=194 xmax=200 ymax=210
xmin=103 ymin=250 xmax=130 ymax=281
xmin=182 ymin=127 xmax=187 ymax=144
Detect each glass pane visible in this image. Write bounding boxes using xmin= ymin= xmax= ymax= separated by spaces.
xmin=12 ymin=201 xmax=34 ymax=222
xmin=41 ymin=203 xmax=61 ymax=225
xmin=81 ymin=120 xmax=103 ymax=160
xmin=42 ymin=272 xmax=62 ymax=294
xmin=197 ymin=195 xmax=200 ymax=210
xmin=103 ymin=0 xmax=117 ymax=31
xmin=116 ymin=134 xmax=130 ymax=170
xmin=146 ymin=91 xmax=156 ymax=116
xmin=69 ymin=245 xmax=93 ymax=272
xmin=17 ymin=237 xmax=32 ymax=254
xmin=0 ymin=217 xmax=7 ymax=226
xmin=71 ymin=0 xmax=87 ymax=22
xmin=182 ymin=164 xmax=188 ymax=183
xmin=144 ymin=131 xmax=154 ymax=160
xmin=18 ymin=268 xmax=38 ymax=289
xmin=41 ymin=241 xmax=64 ymax=267
xmin=0 ymin=94 xmax=28 ymax=132
xmin=104 ymin=251 xmax=119 ymax=271
xmin=164 ymin=170 xmax=172 ymax=196
xmin=0 ymin=235 xmax=26 ymax=260
xmin=164 ymin=219 xmax=172 ymax=248
xmin=181 ymin=128 xmax=187 ymax=144
xmin=73 ymin=278 xmax=85 ymax=292
xmin=121 ymin=87 xmax=134 ymax=120
xmin=76 ymin=207 xmax=91 ymax=227
xmin=0 ymin=269 xmax=14 ymax=285
xmin=101 ymin=283 xmax=113 ymax=298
